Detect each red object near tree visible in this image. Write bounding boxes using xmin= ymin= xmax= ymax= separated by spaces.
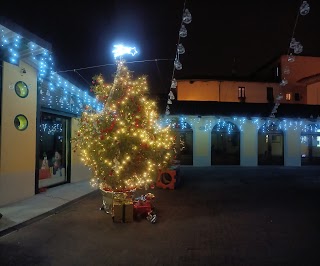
xmin=133 ymin=200 xmax=153 ymax=218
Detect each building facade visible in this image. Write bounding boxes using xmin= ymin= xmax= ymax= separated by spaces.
xmin=1 ymin=18 xmax=320 ymax=206
xmin=163 ymin=55 xmax=320 ymax=167
xmin=0 ymin=18 xmax=101 ymax=206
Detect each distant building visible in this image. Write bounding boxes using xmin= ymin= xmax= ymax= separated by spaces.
xmin=160 ymin=55 xmax=320 ymax=167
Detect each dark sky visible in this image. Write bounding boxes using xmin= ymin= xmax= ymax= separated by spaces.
xmin=1 ymin=0 xmax=320 ymax=94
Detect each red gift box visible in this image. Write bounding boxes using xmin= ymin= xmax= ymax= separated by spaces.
xmin=133 ymin=200 xmax=153 ymax=218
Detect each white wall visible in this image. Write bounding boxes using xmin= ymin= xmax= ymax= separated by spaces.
xmin=284 ymin=129 xmax=301 ymax=166
xmin=240 ymin=122 xmax=258 ymax=166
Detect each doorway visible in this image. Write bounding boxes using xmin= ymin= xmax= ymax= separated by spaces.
xmin=211 ymin=121 xmax=240 ymax=165
xmin=258 ymin=122 xmax=284 ymax=165
xmin=38 ymin=112 xmax=70 ymax=189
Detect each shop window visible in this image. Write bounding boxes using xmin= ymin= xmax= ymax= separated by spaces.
xmin=39 ymin=113 xmax=69 ymax=188
xmin=15 ymin=81 xmax=29 ymax=98
xmin=14 ymin=114 xmax=28 ymax=131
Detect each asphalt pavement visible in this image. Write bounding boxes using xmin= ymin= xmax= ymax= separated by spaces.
xmin=1 ymin=166 xmax=320 ymax=266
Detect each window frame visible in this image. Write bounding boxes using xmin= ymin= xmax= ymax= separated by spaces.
xmin=285 ymin=93 xmax=291 ymax=101
xmin=15 ymin=81 xmax=29 ymax=98
xmin=238 ymin=86 xmax=245 ymax=99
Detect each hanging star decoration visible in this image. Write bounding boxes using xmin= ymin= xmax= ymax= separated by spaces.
xmin=166 ymin=5 xmax=192 ymax=115
xmin=112 ymin=44 xmax=138 ymax=59
xmin=270 ymin=1 xmax=310 ymax=118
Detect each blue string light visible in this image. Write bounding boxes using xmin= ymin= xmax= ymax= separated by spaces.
xmin=0 ymin=23 xmax=102 ymax=115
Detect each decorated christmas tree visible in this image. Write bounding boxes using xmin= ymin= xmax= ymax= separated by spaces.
xmin=72 ymin=60 xmax=174 ymax=192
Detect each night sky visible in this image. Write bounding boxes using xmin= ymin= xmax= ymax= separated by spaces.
xmin=1 ymin=0 xmax=320 ymax=94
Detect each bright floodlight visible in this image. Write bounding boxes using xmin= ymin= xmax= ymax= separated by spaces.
xmin=112 ymin=44 xmax=138 ymax=58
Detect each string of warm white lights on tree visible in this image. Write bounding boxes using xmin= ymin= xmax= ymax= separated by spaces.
xmin=270 ymin=0 xmax=310 ymax=118
xmin=72 ymin=48 xmax=175 ymax=192
xmin=165 ymin=1 xmax=192 ymax=115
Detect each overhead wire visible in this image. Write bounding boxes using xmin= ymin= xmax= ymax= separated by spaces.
xmin=74 ymin=69 xmax=92 ymax=86
xmin=286 ymin=0 xmax=303 ymax=56
xmin=155 ymin=59 xmax=166 ymax=94
xmin=270 ymin=0 xmax=310 ymax=118
xmin=170 ymin=0 xmax=187 ymax=83
xmin=165 ymin=0 xmax=191 ymax=115
xmin=54 ymin=58 xmax=173 ymax=74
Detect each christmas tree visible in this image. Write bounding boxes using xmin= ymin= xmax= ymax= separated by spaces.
xmin=72 ymin=60 xmax=174 ymax=191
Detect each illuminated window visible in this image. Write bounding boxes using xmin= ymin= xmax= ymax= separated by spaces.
xmin=15 ymin=81 xmax=29 ymax=98
xmin=14 ymin=114 xmax=28 ymax=131
xmin=238 ymin=87 xmax=245 ymax=98
xmin=285 ymin=93 xmax=291 ymax=101
xmin=39 ymin=113 xmax=69 ymax=188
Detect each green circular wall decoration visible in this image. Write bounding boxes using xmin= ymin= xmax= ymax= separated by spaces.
xmin=14 ymin=114 xmax=28 ymax=131
xmin=15 ymin=81 xmax=29 ymax=98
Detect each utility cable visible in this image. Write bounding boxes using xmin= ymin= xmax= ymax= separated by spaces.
xmin=55 ymin=58 xmax=173 ymax=74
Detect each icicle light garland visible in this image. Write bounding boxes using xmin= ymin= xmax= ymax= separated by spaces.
xmin=0 ymin=23 xmax=101 ymax=115
xmin=159 ymin=115 xmax=320 ymax=137
xmin=270 ymin=0 xmax=310 ymax=118
xmin=166 ymin=1 xmax=192 ymax=115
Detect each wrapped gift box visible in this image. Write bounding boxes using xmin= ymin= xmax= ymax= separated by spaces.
xmin=112 ymin=201 xmax=123 ymax=223
xmin=112 ymin=199 xmax=133 ymax=223
xmin=100 ymin=189 xmax=114 ymax=213
xmin=133 ymin=200 xmax=153 ymax=218
xmin=123 ymin=201 xmax=134 ymax=223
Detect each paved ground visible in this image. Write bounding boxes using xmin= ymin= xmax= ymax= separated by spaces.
xmin=1 ymin=166 xmax=320 ymax=266
xmin=0 ymin=179 xmax=96 ymax=234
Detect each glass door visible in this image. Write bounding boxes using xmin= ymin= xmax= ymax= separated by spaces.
xmin=38 ymin=112 xmax=69 ymax=189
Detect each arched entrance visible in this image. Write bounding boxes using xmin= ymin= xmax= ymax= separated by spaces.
xmin=211 ymin=121 xmax=240 ymax=165
xmin=301 ymin=124 xmax=320 ymax=165
xmin=258 ymin=121 xmax=284 ymax=165
xmin=171 ymin=119 xmax=193 ymax=165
